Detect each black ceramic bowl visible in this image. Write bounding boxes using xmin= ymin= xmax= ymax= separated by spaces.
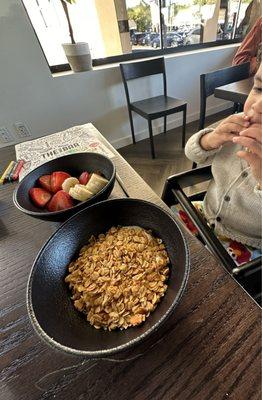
xmin=27 ymin=198 xmax=190 ymax=358
xmin=13 ymin=152 xmax=115 ymax=222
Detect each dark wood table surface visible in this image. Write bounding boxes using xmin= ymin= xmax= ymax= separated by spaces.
xmin=214 ymin=77 xmax=254 ymax=104
xmin=0 ymin=132 xmax=261 ymax=400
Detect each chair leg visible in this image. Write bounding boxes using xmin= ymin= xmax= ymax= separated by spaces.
xmin=163 ymin=115 xmax=167 ymax=134
xmin=238 ymin=103 xmax=244 ymax=112
xmin=182 ymin=105 xmax=187 ymax=148
xmin=148 ymin=119 xmax=155 ymax=159
xmin=128 ymin=109 xmax=136 ymax=144
xmin=233 ymin=103 xmax=238 ymax=113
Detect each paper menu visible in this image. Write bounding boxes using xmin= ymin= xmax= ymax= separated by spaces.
xmin=15 ymin=123 xmax=114 ymax=180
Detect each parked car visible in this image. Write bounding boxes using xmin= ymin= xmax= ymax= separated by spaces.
xmin=130 ymin=32 xmax=147 ymax=46
xmin=178 ymin=24 xmax=191 ymax=35
xmin=176 ymin=29 xmax=188 ymax=39
xmin=217 ymin=24 xmax=232 ymax=40
xmin=185 ymin=25 xmax=229 ymax=44
xmin=185 ymin=28 xmax=201 ymax=45
xmin=141 ymin=32 xmax=159 ymax=46
xmin=151 ymin=32 xmax=184 ymax=48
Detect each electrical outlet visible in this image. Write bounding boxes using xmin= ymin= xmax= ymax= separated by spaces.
xmin=14 ymin=122 xmax=31 ymax=138
xmin=0 ymin=127 xmax=14 ymax=143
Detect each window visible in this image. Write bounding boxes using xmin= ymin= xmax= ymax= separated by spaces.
xmin=22 ymin=0 xmax=256 ymax=72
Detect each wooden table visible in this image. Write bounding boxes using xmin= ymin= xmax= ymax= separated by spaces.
xmin=214 ymin=77 xmax=254 ymax=104
xmin=0 ymin=131 xmax=261 ymax=400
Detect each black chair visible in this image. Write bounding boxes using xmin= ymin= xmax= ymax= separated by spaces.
xmin=162 ymin=165 xmax=262 ymax=305
xmin=120 ymin=57 xmax=187 ymax=159
xmin=192 ymin=62 xmax=250 ymax=169
xmin=198 ymin=62 xmax=250 ymax=131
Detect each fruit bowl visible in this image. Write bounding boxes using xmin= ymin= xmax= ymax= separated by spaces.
xmin=13 ymin=153 xmax=116 ymax=222
xmin=27 ymin=198 xmax=190 ymax=358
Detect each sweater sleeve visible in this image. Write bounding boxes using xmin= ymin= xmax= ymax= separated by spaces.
xmin=185 ymin=128 xmax=221 ymax=164
xmin=254 ymin=183 xmax=262 ymax=198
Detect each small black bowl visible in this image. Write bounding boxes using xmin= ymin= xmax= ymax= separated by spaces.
xmin=27 ymin=198 xmax=190 ymax=358
xmin=13 ymin=152 xmax=115 ymax=222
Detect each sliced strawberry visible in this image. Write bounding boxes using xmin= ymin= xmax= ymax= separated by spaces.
xmin=29 ymin=188 xmax=52 ymax=208
xmin=38 ymin=174 xmax=52 ymax=192
xmin=50 ymin=171 xmax=71 ymax=193
xmin=46 ymin=190 xmax=73 ymax=212
xmin=79 ymin=171 xmax=90 ymax=185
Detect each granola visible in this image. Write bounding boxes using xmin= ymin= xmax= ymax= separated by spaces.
xmin=65 ymin=226 xmax=170 ymax=330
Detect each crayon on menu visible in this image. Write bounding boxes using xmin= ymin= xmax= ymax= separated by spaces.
xmin=8 ymin=161 xmax=18 ymax=182
xmin=12 ymin=160 xmax=25 ymax=181
xmin=0 ymin=161 xmax=15 ymax=185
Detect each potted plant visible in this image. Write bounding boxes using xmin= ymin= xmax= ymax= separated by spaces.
xmin=59 ymin=0 xmax=92 ymax=72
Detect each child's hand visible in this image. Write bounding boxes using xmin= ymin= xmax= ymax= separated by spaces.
xmin=233 ymin=124 xmax=262 ymax=187
xmin=200 ymin=113 xmax=250 ymax=151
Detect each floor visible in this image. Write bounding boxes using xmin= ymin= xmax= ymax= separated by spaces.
xmin=119 ymin=109 xmax=231 ymax=197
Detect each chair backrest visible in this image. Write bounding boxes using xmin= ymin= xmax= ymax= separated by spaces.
xmin=199 ymin=62 xmax=250 ymax=130
xmin=120 ymin=57 xmax=167 ymax=105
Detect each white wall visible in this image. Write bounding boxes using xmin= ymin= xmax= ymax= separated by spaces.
xmin=0 ymin=0 xmax=239 ymax=149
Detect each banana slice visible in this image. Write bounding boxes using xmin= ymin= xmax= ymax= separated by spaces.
xmin=62 ymin=177 xmax=79 ymax=193
xmin=85 ymin=173 xmax=108 ymax=195
xmin=69 ymin=184 xmax=93 ymax=202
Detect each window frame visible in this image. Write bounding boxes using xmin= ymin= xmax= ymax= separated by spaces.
xmin=21 ymin=0 xmax=243 ymax=74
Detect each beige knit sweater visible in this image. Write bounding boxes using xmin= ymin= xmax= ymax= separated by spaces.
xmin=185 ymin=128 xmax=262 ymax=248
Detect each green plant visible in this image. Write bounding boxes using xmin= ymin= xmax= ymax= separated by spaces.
xmin=60 ymin=0 xmax=76 ymax=44
xmin=127 ymin=2 xmax=151 ymax=32
xmin=48 ymin=0 xmax=76 ymax=43
xmin=193 ymin=0 xmax=216 ymax=5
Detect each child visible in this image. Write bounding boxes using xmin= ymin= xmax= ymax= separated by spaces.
xmin=184 ymin=63 xmax=262 ymax=263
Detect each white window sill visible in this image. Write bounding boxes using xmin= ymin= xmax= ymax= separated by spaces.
xmin=52 ymin=43 xmax=240 ymax=78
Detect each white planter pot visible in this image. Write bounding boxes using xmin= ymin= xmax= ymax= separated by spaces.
xmin=62 ymin=42 xmax=92 ymax=73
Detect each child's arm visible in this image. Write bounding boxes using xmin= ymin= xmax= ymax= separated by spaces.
xmin=185 ymin=128 xmax=219 ymax=164
xmin=233 ymin=123 xmax=262 ymax=190
xmin=185 ymin=113 xmax=249 ymax=164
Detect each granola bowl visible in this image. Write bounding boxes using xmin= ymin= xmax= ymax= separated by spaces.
xmin=27 ymin=198 xmax=190 ymax=358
